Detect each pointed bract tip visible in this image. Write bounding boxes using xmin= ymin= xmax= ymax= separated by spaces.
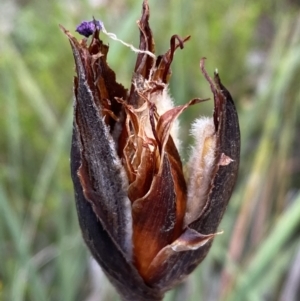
xmin=59 ymin=24 xmax=68 ymax=34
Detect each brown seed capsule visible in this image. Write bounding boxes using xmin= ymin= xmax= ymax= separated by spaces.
xmin=62 ymin=0 xmax=240 ymax=300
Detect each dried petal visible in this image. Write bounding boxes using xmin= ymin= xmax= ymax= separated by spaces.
xmin=170 ymin=228 xmax=219 ymax=252
xmin=156 ymin=98 xmax=208 ymax=237
xmin=132 ymin=154 xmax=176 ymax=278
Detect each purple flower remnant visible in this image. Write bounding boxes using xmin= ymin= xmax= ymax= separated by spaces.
xmin=76 ymin=20 xmax=103 ymax=38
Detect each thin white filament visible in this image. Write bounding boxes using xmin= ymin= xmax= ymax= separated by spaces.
xmin=101 ymin=24 xmax=156 ymax=59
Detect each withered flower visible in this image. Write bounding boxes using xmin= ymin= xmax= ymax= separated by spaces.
xmin=61 ymin=1 xmax=240 ymax=300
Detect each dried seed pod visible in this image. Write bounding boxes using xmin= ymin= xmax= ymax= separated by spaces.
xmin=62 ymin=0 xmax=240 ymax=300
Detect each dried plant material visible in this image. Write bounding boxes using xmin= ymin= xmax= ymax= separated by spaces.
xmin=184 ymin=117 xmax=217 ymax=226
xmin=61 ymin=0 xmax=240 ymax=300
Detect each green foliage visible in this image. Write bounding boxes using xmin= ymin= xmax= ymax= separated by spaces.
xmin=0 ymin=0 xmax=299 ymax=300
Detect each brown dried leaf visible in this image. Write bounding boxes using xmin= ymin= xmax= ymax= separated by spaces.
xmin=132 ymin=154 xmax=176 ymax=280
xmin=152 ymin=35 xmax=191 ymax=83
xmin=156 ymin=98 xmax=206 ymax=155
xmin=128 ymin=144 xmax=156 ymax=202
xmin=128 ymin=0 xmax=155 ymax=108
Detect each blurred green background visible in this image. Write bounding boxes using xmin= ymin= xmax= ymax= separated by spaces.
xmin=1 ymin=0 xmax=300 ymax=300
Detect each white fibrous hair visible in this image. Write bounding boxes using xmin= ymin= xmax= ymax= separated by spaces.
xmin=184 ymin=117 xmax=216 ymax=226
xmin=149 ymin=86 xmax=181 ymax=151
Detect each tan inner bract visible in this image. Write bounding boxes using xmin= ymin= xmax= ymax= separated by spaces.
xmin=117 ymin=83 xmax=189 ymax=279
xmin=122 ymin=100 xmax=158 ymax=201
